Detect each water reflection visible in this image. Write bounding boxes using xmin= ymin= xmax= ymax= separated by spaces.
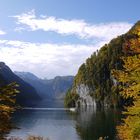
xmin=75 ymin=107 xmax=121 ymax=140
xmin=9 ymin=109 xmax=80 ymax=140
xmin=8 ymin=107 xmax=121 ymax=140
xmin=0 ymin=113 xmax=13 ymax=139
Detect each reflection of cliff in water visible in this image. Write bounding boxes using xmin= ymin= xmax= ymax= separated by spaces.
xmin=75 ymin=107 xmax=121 ymax=140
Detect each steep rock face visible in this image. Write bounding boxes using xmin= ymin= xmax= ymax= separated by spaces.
xmin=0 ymin=62 xmax=41 ymax=106
xmin=75 ymin=84 xmax=96 ymax=106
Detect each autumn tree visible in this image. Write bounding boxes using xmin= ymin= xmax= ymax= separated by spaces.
xmin=113 ymin=26 xmax=140 ymax=140
xmin=0 ymin=82 xmax=19 ymax=139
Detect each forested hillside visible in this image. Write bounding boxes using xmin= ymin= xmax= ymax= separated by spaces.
xmin=65 ymin=21 xmax=140 ymax=108
xmin=113 ymin=21 xmax=140 ymax=140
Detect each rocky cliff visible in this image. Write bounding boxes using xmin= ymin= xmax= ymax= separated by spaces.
xmin=75 ymin=84 xmax=96 ymax=107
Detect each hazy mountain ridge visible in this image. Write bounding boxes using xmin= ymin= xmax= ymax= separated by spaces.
xmin=15 ymin=71 xmax=74 ymax=99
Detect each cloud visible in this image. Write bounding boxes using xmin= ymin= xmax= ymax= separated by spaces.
xmin=0 ymin=29 xmax=6 ymax=35
xmin=0 ymin=40 xmax=104 ymax=78
xmin=13 ymin=10 xmax=132 ymax=41
xmin=3 ymin=11 xmax=132 ymax=78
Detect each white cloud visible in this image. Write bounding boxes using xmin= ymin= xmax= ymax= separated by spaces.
xmin=1 ymin=11 xmax=132 ymax=78
xmin=13 ymin=10 xmax=132 ymax=41
xmin=0 ymin=40 xmax=104 ymax=78
xmin=0 ymin=29 xmax=6 ymax=35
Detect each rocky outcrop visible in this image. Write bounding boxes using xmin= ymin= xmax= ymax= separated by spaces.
xmin=75 ymin=84 xmax=96 ymax=107
xmin=74 ymin=83 xmax=119 ymax=108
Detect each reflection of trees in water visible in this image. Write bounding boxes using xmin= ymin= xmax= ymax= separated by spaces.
xmin=75 ymin=107 xmax=121 ymax=140
xmin=0 ymin=113 xmax=13 ymax=139
xmin=75 ymin=107 xmax=96 ymax=140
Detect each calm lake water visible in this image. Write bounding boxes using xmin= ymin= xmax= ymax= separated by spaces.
xmin=8 ymin=100 xmax=121 ymax=140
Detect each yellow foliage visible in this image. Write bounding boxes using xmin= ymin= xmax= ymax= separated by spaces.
xmin=113 ymin=29 xmax=140 ymax=140
xmin=0 ymin=82 xmax=19 ymax=139
xmin=117 ymin=98 xmax=140 ymax=140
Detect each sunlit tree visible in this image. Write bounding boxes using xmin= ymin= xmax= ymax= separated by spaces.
xmin=0 ymin=82 xmax=19 ymax=139
xmin=113 ymin=27 xmax=140 ymax=140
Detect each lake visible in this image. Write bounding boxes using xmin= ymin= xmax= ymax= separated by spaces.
xmin=7 ymin=101 xmax=121 ymax=140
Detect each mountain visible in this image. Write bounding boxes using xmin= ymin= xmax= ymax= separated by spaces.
xmin=15 ymin=72 xmax=74 ymax=99
xmin=15 ymin=71 xmax=53 ymax=98
xmin=43 ymin=76 xmax=75 ymax=99
xmin=0 ymin=62 xmax=41 ymax=106
xmin=64 ymin=21 xmax=140 ymax=108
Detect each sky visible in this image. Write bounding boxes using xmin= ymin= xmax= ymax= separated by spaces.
xmin=0 ymin=0 xmax=139 ymax=79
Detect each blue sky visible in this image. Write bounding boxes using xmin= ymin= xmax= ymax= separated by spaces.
xmin=0 ymin=0 xmax=139 ymax=78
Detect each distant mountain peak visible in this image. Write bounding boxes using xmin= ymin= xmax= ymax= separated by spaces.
xmin=15 ymin=71 xmax=74 ymax=99
xmin=0 ymin=62 xmax=7 ymax=69
xmin=0 ymin=62 xmax=6 ymax=66
xmin=0 ymin=62 xmax=13 ymax=73
xmin=14 ymin=71 xmax=40 ymax=80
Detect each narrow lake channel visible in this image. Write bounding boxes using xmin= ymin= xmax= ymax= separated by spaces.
xmin=8 ymin=101 xmax=121 ymax=140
